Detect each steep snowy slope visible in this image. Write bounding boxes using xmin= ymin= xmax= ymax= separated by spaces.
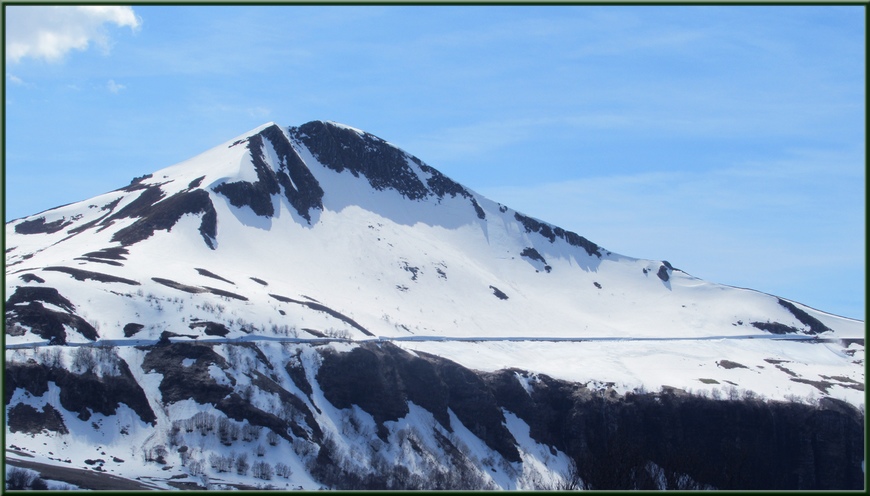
xmin=5 ymin=120 xmax=864 ymax=490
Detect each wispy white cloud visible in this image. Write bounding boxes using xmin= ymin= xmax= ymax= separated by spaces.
xmin=7 ymin=74 xmax=26 ymax=85
xmin=247 ymin=106 xmax=271 ymax=119
xmin=106 ymin=79 xmax=126 ymax=94
xmin=5 ymin=5 xmax=140 ymax=63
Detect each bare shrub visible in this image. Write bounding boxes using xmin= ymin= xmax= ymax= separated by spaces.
xmin=6 ymin=467 xmax=38 ymax=490
xmin=71 ymin=346 xmax=97 ymax=373
xmin=266 ymin=430 xmax=279 ymax=446
xmin=252 ymin=461 xmax=274 ymax=480
xmin=275 ymin=462 xmax=292 ymax=478
xmin=293 ymin=437 xmax=316 ymax=458
xmin=235 ymin=452 xmax=249 ymax=475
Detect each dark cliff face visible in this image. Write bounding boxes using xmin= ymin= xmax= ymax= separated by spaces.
xmin=316 ymin=343 xmax=520 ymax=462
xmin=483 ymin=369 xmax=864 ymax=490
xmin=314 ymin=342 xmax=864 ymax=490
xmin=6 ymin=286 xmax=98 ymax=344
xmin=213 ymin=124 xmax=325 ymax=222
xmin=293 ymin=121 xmax=431 ymax=201
xmin=5 ymin=358 xmax=156 ymax=426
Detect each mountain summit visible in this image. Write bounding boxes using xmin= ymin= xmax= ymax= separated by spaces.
xmin=5 ymin=121 xmax=864 ymax=490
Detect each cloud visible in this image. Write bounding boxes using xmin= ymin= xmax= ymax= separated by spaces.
xmin=5 ymin=5 xmax=140 ymax=63
xmin=247 ymin=106 xmax=271 ymax=119
xmin=7 ymin=74 xmax=25 ymax=85
xmin=106 ymin=79 xmax=126 ymax=94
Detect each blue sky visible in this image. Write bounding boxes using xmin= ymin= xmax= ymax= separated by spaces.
xmin=4 ymin=5 xmax=865 ymax=320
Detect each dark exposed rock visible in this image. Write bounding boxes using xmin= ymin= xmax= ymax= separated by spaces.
xmin=81 ymin=246 xmax=129 ymax=261
xmin=214 ymin=125 xmax=326 ymax=222
xmin=8 ymin=403 xmax=68 ymax=434
xmin=215 ymin=393 xmax=298 ymax=442
xmin=514 ymin=213 xmax=601 ymax=257
xmin=118 ymin=173 xmax=153 ymax=192
xmin=286 ymin=359 xmax=313 ymax=399
xmin=657 ymin=264 xmax=670 ymax=282
xmin=105 ymin=185 xmax=165 ymax=222
xmin=317 ymin=345 xmax=412 ymax=439
xmin=15 ymin=216 xmax=73 ymax=234
xmin=7 ymin=286 xmax=75 ymax=312
xmin=188 ymin=321 xmax=230 ymax=336
xmin=123 ymin=323 xmax=145 ymax=337
xmin=250 ymin=277 xmax=268 ymax=286
xmin=489 ymin=285 xmax=509 ymax=300
xmin=248 ymin=370 xmax=321 ymax=441
xmin=312 ymin=343 xmax=863 ymax=489
xmin=111 ymin=189 xmax=217 ymax=249
xmin=65 ymin=200 xmax=123 ymax=236
xmin=400 ymin=261 xmax=420 ymax=281
xmin=141 ymin=343 xmax=234 ymax=405
xmin=470 ymin=198 xmax=486 ymax=219
xmin=18 ymin=273 xmax=45 ymax=283
xmin=269 ymin=293 xmax=374 ymax=336
xmin=717 ymin=360 xmax=748 ymax=370
xmin=203 ymin=286 xmax=248 ymax=301
xmin=520 ymin=247 xmax=547 ymax=264
xmin=43 ymin=266 xmax=140 ymax=285
xmin=74 ymin=257 xmax=124 ymax=267
xmin=188 ymin=176 xmax=205 ymax=189
xmin=6 ymin=286 xmax=96 ymax=343
xmin=751 ymin=321 xmax=801 ymax=334
xmin=483 ymin=369 xmax=864 ymax=490
xmin=194 ymin=268 xmax=233 ymax=285
xmin=427 ymin=353 xmax=521 ymax=463
xmin=213 ymin=152 xmax=279 ymax=217
xmin=790 ymin=377 xmax=834 ymax=393
xmin=151 ymin=277 xmax=205 ymax=294
xmin=415 ymin=161 xmax=485 ymax=218
xmin=293 ymin=121 xmax=430 ymax=201
xmin=5 ymin=360 xmax=156 ymax=425
xmin=777 ymin=298 xmax=832 ymax=335
xmin=261 ymin=124 xmax=325 ymax=222
xmin=417 ymin=162 xmax=470 ymax=199
xmin=316 ymin=342 xmax=520 ymax=462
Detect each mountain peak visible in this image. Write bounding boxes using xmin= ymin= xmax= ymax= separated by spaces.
xmin=4 ymin=119 xmax=863 ymax=491
xmin=6 ymin=119 xmax=862 ymax=358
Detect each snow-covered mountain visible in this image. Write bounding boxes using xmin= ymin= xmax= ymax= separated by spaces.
xmin=5 ymin=120 xmax=864 ymax=490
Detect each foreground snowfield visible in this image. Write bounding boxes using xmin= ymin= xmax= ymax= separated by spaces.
xmin=5 ymin=121 xmax=864 ymax=489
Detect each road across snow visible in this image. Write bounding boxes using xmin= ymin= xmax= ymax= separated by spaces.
xmin=4 ymin=332 xmax=847 ymax=349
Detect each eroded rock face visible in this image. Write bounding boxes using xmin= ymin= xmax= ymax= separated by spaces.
xmin=316 ymin=343 xmax=520 ymax=461
xmin=111 ymin=189 xmax=217 ymax=248
xmin=5 ymin=286 xmax=98 ymax=343
xmin=294 ymin=121 xmax=430 ymax=201
xmin=8 ymin=403 xmax=68 ymax=434
xmin=14 ymin=216 xmax=73 ymax=235
xmin=5 ymin=359 xmax=156 ymax=425
xmin=514 ymin=212 xmax=601 ymax=257
xmin=213 ymin=124 xmax=326 ymax=222
xmin=141 ymin=342 xmax=234 ymax=405
xmin=483 ymin=369 xmax=865 ymax=490
xmin=315 ymin=342 xmax=863 ymax=490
